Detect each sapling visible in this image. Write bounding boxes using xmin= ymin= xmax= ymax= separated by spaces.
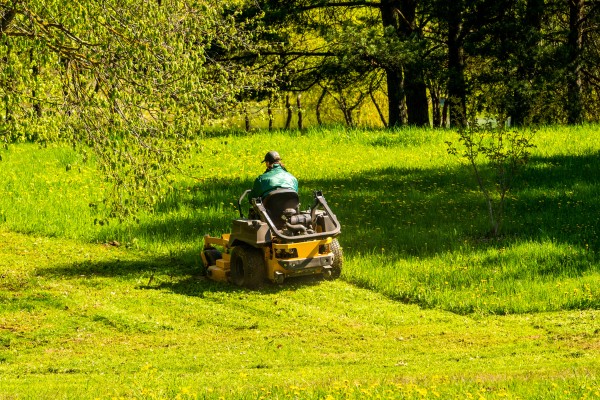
xmin=446 ymin=121 xmax=535 ymax=237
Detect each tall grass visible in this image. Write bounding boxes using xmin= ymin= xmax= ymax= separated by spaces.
xmin=1 ymin=125 xmax=599 ymax=314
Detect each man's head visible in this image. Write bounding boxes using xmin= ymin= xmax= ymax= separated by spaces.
xmin=262 ymin=150 xmax=281 ymax=166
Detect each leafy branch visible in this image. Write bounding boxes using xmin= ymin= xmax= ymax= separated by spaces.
xmin=1 ymin=0 xmax=269 ymax=220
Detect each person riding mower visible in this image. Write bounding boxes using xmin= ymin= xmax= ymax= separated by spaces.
xmin=201 ymin=173 xmax=342 ymax=288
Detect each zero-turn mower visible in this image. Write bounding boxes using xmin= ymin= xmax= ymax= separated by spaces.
xmin=201 ymin=189 xmax=342 ymax=288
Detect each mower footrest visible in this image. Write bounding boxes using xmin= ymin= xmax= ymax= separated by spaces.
xmin=207 ymin=264 xmax=228 ymax=282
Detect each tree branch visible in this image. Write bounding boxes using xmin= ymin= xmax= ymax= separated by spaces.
xmin=218 ymin=51 xmax=335 ymax=62
xmin=297 ymin=1 xmax=382 ymax=12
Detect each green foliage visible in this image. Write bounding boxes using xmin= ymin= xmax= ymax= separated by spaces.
xmin=0 ymin=0 xmax=267 ymax=218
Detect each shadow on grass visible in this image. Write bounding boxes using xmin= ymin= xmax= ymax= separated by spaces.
xmin=150 ymin=274 xmax=329 ymax=297
xmin=39 ymin=256 xmax=330 ymax=297
xmin=39 ymin=151 xmax=600 ymax=296
xmin=104 ymin=151 xmax=600 ymax=260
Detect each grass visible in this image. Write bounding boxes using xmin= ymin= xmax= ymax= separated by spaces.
xmin=0 ymin=125 xmax=599 ymax=398
xmin=1 ymin=229 xmax=599 ymax=399
xmin=1 ymin=125 xmax=598 ymax=314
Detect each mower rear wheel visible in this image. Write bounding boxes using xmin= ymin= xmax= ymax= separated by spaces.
xmin=230 ymin=245 xmax=266 ymax=289
xmin=327 ymin=238 xmax=343 ymax=280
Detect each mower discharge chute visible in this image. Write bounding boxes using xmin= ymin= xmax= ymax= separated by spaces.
xmin=201 ymin=189 xmax=342 ymax=288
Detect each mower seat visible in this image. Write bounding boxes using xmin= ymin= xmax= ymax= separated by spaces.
xmin=262 ymin=189 xmax=300 ymax=229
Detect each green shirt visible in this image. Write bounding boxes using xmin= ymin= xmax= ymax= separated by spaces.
xmin=250 ymin=164 xmax=298 ymax=200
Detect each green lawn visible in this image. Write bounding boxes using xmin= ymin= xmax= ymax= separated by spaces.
xmin=1 ymin=229 xmax=599 ymax=399
xmin=1 ymin=125 xmax=599 ymax=398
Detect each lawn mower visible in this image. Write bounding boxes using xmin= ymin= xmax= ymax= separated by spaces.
xmin=201 ymin=189 xmax=342 ymax=288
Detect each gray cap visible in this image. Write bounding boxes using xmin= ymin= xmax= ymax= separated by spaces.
xmin=262 ymin=150 xmax=281 ymax=163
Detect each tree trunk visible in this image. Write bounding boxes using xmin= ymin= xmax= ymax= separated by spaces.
xmin=567 ymin=0 xmax=584 ymax=124
xmin=244 ymin=109 xmax=251 ymax=131
xmin=316 ymin=88 xmax=327 ymax=126
xmin=267 ymin=100 xmax=274 ymax=131
xmin=369 ymin=85 xmax=387 ymax=127
xmin=285 ymin=94 xmax=292 ymax=129
xmin=297 ymin=94 xmax=303 ymax=130
xmin=429 ymin=81 xmax=441 ymax=128
xmin=380 ymin=0 xmax=429 ymax=127
xmin=398 ymin=0 xmax=429 ymax=127
xmin=337 ymin=93 xmax=352 ymax=126
xmin=381 ymin=0 xmax=403 ymax=127
xmin=510 ymin=0 xmax=544 ymax=126
xmin=4 ymin=44 xmax=12 ymax=121
xmin=404 ymin=65 xmax=429 ymax=126
xmin=30 ymin=49 xmax=42 ymax=118
xmin=442 ymin=98 xmax=449 ymax=127
xmin=447 ymin=1 xmax=467 ymax=127
xmin=344 ymin=109 xmax=353 ymax=126
xmin=384 ymin=68 xmax=404 ymax=127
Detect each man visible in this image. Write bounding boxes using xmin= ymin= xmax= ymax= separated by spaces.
xmin=249 ymin=150 xmax=298 ymax=200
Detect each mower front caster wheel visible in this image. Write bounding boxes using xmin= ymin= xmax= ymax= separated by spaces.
xmin=201 ymin=248 xmax=223 ymax=276
xmin=326 ymin=238 xmax=343 ymax=280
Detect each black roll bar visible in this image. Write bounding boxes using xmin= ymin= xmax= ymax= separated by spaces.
xmin=252 ymin=191 xmax=341 ymax=242
xmin=237 ymin=189 xmax=252 ymax=218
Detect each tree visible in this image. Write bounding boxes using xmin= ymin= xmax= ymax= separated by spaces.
xmin=233 ymin=0 xmax=600 ymax=128
xmin=446 ymin=121 xmax=535 ymax=237
xmin=427 ymin=0 xmax=509 ymax=127
xmin=0 ymin=0 xmax=264 ymax=218
xmin=235 ymin=0 xmax=433 ymax=127
xmin=566 ymin=0 xmax=585 ymax=124
xmin=510 ymin=0 xmax=545 ymax=126
xmin=380 ymin=0 xmax=430 ymax=126
xmin=579 ymin=1 xmax=600 ymax=121
xmin=463 ymin=0 xmax=600 ymax=126
xmin=445 ymin=0 xmax=468 ymax=127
